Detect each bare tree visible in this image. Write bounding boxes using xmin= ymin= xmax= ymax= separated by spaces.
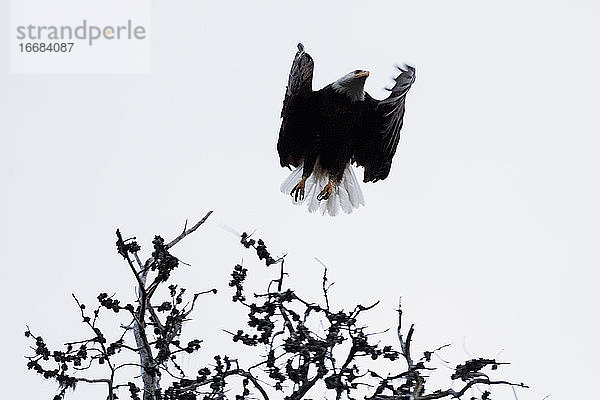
xmin=25 ymin=212 xmax=528 ymax=400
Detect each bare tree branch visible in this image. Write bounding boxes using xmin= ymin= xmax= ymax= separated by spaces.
xmin=166 ymin=211 xmax=213 ymax=250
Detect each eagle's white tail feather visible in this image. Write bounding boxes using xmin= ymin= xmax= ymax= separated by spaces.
xmin=280 ymin=162 xmax=365 ymax=216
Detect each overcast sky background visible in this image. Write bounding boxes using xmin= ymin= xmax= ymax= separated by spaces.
xmin=2 ymin=1 xmax=599 ymax=399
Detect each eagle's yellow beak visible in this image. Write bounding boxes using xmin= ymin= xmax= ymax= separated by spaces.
xmin=355 ymin=70 xmax=370 ymax=78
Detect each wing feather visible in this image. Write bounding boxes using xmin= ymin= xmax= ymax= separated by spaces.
xmin=354 ymin=64 xmax=415 ymax=182
xmin=277 ymin=44 xmax=315 ymax=168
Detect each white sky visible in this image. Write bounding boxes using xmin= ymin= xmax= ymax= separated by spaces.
xmin=2 ymin=1 xmax=599 ymax=399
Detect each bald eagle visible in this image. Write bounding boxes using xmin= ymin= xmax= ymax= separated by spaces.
xmin=277 ymin=43 xmax=415 ymax=216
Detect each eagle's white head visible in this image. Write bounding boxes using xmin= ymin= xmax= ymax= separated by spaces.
xmin=332 ymin=69 xmax=370 ymax=102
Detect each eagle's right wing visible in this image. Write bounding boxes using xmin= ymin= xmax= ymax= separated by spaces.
xmin=354 ymin=64 xmax=415 ymax=182
xmin=277 ymin=43 xmax=315 ymax=168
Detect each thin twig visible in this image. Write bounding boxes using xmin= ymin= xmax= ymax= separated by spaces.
xmin=166 ymin=211 xmax=213 ymax=250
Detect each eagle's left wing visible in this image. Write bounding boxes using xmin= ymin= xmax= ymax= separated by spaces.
xmin=354 ymin=65 xmax=415 ymax=182
xmin=277 ymin=43 xmax=315 ymax=168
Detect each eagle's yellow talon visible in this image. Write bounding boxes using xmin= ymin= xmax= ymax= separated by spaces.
xmin=290 ymin=177 xmax=307 ymax=202
xmin=317 ymin=180 xmax=334 ymax=201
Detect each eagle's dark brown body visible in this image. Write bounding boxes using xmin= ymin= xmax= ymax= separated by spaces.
xmin=280 ymin=85 xmax=377 ymax=182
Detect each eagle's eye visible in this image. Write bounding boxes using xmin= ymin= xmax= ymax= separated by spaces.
xmin=354 ymin=69 xmax=361 ymax=74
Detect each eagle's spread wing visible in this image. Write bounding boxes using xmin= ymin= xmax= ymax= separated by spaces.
xmin=354 ymin=65 xmax=415 ymax=182
xmin=277 ymin=43 xmax=315 ymax=168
